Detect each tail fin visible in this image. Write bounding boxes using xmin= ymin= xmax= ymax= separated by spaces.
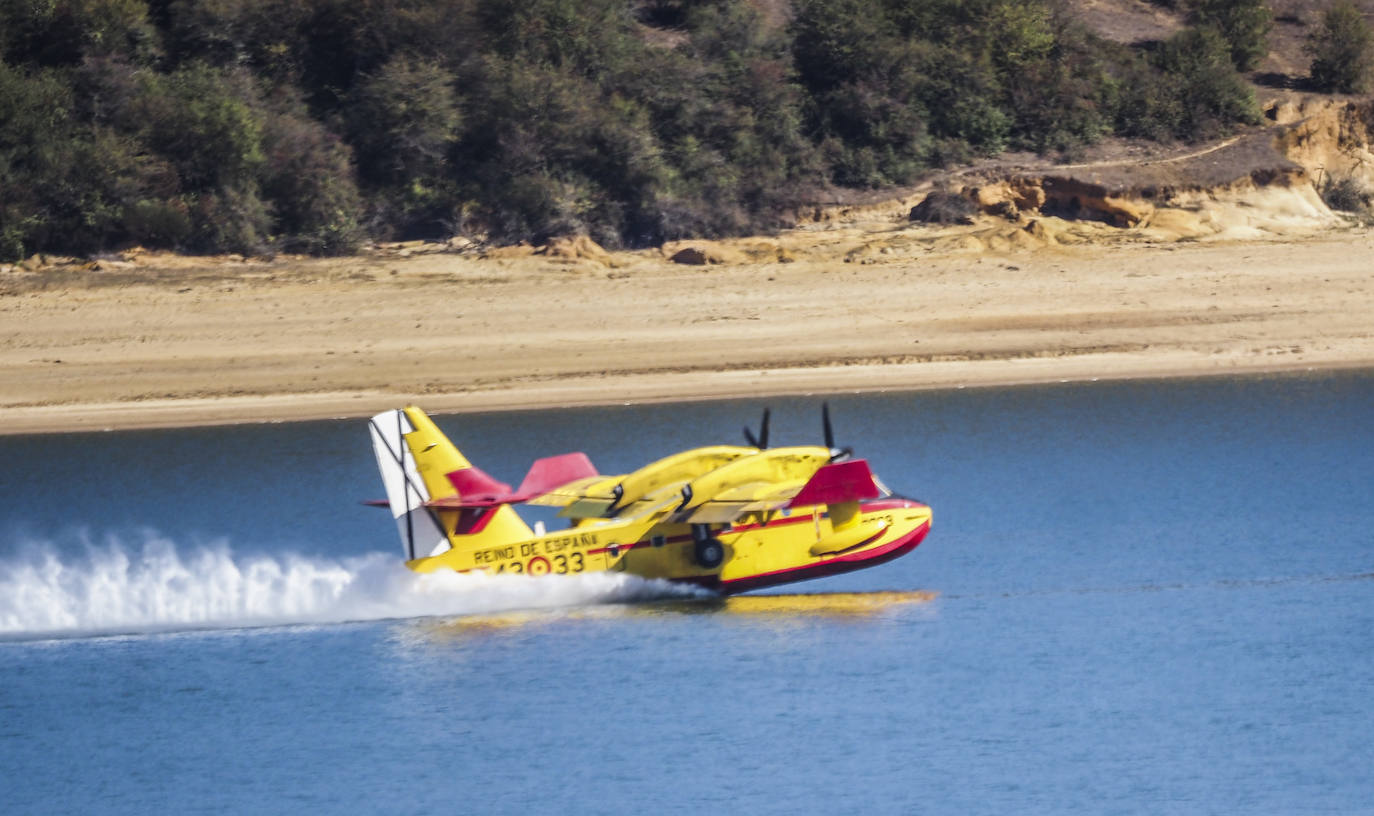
xmin=368 ymin=406 xmax=532 ymax=562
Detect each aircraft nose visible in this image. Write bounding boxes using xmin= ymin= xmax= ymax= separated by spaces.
xmin=896 ymin=497 xmax=932 ymax=523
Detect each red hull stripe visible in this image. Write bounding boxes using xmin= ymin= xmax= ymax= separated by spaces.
xmin=588 ymin=541 xmax=646 ymax=556
xmin=584 ymin=499 xmax=927 ymax=556
xmin=724 ymin=513 xmax=818 ymax=535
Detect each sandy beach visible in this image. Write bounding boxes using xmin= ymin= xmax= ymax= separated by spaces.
xmin=3 ymin=217 xmax=1373 ymax=435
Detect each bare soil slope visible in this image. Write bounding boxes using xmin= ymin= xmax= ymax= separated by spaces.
xmin=3 ymin=215 xmax=1372 ymax=434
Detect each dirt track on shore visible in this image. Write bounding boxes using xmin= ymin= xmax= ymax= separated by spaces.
xmin=3 ymin=220 xmax=1373 ymax=434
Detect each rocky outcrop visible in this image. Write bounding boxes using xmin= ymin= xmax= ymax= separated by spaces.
xmin=962 ymin=179 xmax=1047 ymax=220
xmin=909 ymin=191 xmax=977 ymax=224
xmin=1039 ymin=178 xmax=1156 ymax=227
xmin=537 ymin=235 xmax=615 ymax=267
xmin=1273 ymin=98 xmax=1374 ymax=193
xmin=664 ymin=242 xmax=747 ymax=265
xmin=479 ymin=235 xmax=617 ymax=266
xmin=931 ymin=100 xmax=1374 ymax=234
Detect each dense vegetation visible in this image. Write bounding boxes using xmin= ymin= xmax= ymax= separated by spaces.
xmin=1306 ymin=0 xmax=1374 ymax=93
xmin=0 ymin=0 xmax=1286 ymax=260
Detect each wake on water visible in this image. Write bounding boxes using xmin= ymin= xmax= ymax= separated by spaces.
xmin=0 ymin=531 xmax=706 ymax=642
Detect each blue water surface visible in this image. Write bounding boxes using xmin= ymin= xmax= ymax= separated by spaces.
xmin=2 ymin=371 xmax=1372 ymax=814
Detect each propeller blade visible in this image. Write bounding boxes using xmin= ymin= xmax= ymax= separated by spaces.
xmin=743 ymin=407 xmax=771 ymax=449
xmin=822 ymin=402 xmax=851 ymax=461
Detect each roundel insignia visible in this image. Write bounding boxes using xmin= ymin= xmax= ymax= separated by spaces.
xmin=527 ymin=556 xmax=551 ymax=576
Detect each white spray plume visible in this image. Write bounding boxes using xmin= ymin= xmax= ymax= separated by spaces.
xmin=0 ymin=531 xmax=705 ymax=641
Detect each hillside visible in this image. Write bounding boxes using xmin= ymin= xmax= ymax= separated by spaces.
xmin=4 ymin=0 xmax=1372 ymax=263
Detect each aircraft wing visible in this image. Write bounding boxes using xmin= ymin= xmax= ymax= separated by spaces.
xmin=523 ymin=476 xmax=614 ymax=504
xmin=681 ymin=480 xmax=808 ymax=524
xmin=524 ymin=475 xmax=624 ymax=517
xmin=680 ymin=459 xmax=883 ymax=524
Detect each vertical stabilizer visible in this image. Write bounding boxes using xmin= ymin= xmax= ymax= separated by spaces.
xmin=369 ymin=407 xmax=532 ymax=563
xmin=395 ymin=406 xmax=472 ymax=500
xmin=370 ymin=408 xmax=450 ymax=560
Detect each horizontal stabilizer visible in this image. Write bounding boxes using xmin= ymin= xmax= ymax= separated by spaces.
xmin=429 ymin=453 xmax=600 ymax=509
xmin=444 ymin=465 xmax=513 ymax=505
xmin=787 ymin=459 xmax=881 ymax=508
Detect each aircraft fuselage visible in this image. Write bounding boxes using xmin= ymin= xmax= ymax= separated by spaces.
xmin=407 ymin=496 xmax=931 ymax=594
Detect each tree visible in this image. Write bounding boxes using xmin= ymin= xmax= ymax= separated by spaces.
xmin=1306 ymin=0 xmax=1374 ymax=93
xmin=1153 ymin=26 xmax=1260 ymax=140
xmin=1 ymin=0 xmax=162 ymax=67
xmin=1192 ymin=0 xmax=1273 ymax=71
xmin=346 ymin=56 xmax=460 ymax=188
xmin=259 ymin=92 xmax=365 ymax=255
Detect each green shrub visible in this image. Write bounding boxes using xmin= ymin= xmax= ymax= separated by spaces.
xmin=1001 ymin=17 xmax=1114 ymax=153
xmin=1153 ymin=26 xmax=1260 ymax=139
xmin=260 ymin=97 xmax=365 ymax=254
xmin=476 ymin=0 xmax=640 ymax=79
xmin=1 ymin=0 xmax=161 ymax=67
xmin=163 ymin=0 xmax=313 ymax=82
xmin=1306 ymin=0 xmax=1374 ymax=93
xmin=134 ymin=64 xmax=265 ymax=191
xmin=1192 ymin=0 xmax=1273 ymax=71
xmin=185 ymin=185 xmax=271 ymax=254
xmin=0 ymin=220 xmax=28 ymax=262
xmin=985 ymin=0 xmax=1057 ymax=73
xmin=346 ymin=57 xmax=461 ymax=188
xmin=123 ymin=198 xmax=193 ymax=246
xmin=792 ymin=0 xmax=897 ymax=92
xmin=1113 ymin=53 xmax=1184 ymax=140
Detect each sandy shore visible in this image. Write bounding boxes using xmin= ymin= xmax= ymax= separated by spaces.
xmin=3 ymin=221 xmax=1373 ymax=435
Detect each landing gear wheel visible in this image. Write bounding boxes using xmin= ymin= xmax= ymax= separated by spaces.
xmin=694 ymin=538 xmax=725 ymax=569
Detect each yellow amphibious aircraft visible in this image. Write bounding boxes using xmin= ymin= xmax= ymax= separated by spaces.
xmin=368 ymin=406 xmax=932 ymax=593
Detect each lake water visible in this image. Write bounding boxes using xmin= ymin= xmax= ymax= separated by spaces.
xmin=2 ymin=372 xmax=1372 ymax=814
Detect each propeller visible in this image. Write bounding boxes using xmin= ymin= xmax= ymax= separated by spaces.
xmin=743 ymin=407 xmax=770 ymax=449
xmin=822 ymin=402 xmax=852 ymax=461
